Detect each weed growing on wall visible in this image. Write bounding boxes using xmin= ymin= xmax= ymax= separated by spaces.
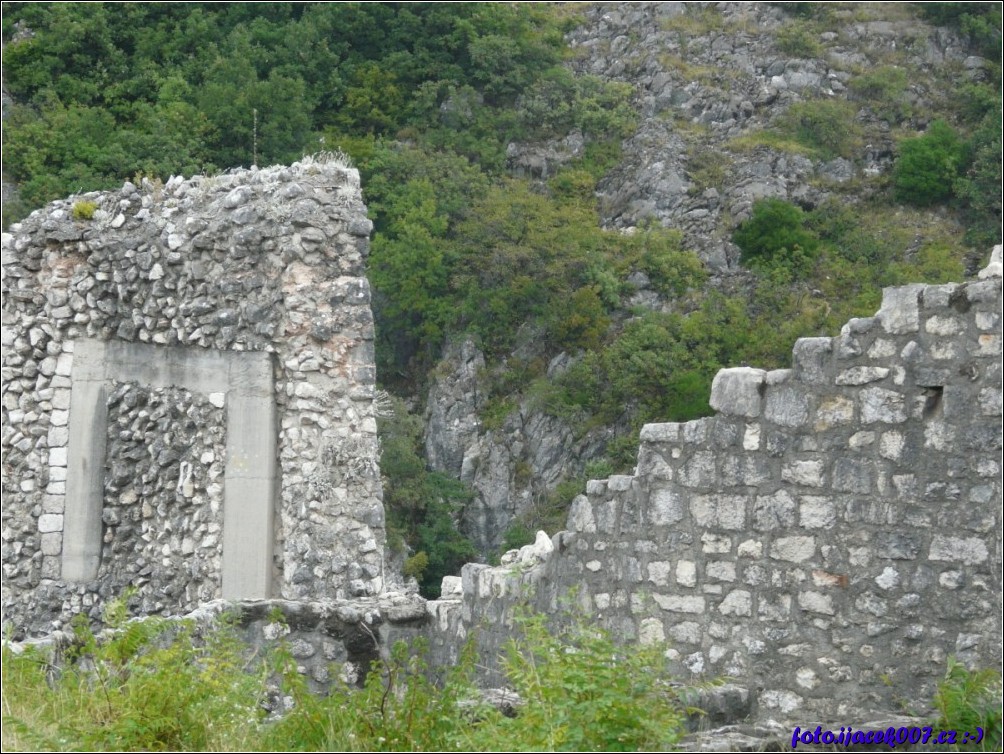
xmin=931 ymin=658 xmax=1002 ymax=752
xmin=71 ymin=200 xmax=98 ymax=220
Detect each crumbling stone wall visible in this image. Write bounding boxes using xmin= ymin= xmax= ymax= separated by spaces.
xmin=427 ymin=250 xmax=1003 ymax=725
xmin=2 ymin=157 xmax=385 ymax=637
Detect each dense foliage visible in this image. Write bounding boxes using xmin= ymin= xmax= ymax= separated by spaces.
xmin=1 ymin=3 xmax=571 ymax=209
xmin=2 ymin=599 xmax=693 ymax=752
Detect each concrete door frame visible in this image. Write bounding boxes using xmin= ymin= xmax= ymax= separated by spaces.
xmin=62 ymin=339 xmax=277 ymax=599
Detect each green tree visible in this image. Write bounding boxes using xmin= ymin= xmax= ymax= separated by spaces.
xmin=893 ymin=120 xmax=966 ymax=206
xmin=733 ymin=198 xmax=820 ymax=274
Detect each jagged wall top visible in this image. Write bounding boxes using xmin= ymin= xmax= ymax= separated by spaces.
xmin=427 ymin=249 xmax=1003 ymax=726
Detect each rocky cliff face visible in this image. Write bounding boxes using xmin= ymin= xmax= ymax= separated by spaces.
xmin=424 ymin=2 xmax=992 ymax=557
xmin=525 ymin=2 xmax=980 ymax=266
xmin=425 ymin=338 xmax=616 ymax=554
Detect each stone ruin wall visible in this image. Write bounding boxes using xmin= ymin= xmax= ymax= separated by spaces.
xmin=2 ymin=158 xmax=387 ymax=637
xmin=3 ymin=160 xmax=1001 ymax=728
xmin=427 ymin=250 xmax=1003 ymax=725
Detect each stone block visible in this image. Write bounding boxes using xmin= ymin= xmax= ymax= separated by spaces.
xmin=929 ymin=536 xmax=988 ymax=565
xmin=798 ymin=590 xmax=834 ymax=615
xmin=683 ymin=418 xmax=714 ymax=443
xmin=607 ymin=474 xmax=633 ymax=492
xmin=835 ymin=366 xmax=889 ymax=385
xmin=921 ymin=282 xmax=959 ymax=308
xmin=978 ymin=245 xmax=1002 ymax=278
xmin=680 ymin=451 xmax=716 ymax=488
xmin=702 ymin=534 xmax=734 ymax=558
xmin=690 ymin=494 xmax=747 ymax=530
xmin=791 ymin=337 xmax=832 ymax=384
xmin=832 ymin=458 xmax=872 ymax=494
xmin=676 ymin=560 xmax=697 ymax=587
xmin=654 ymin=594 xmax=705 ymax=614
xmin=769 ymin=536 xmax=815 ymax=562
xmin=720 ymin=455 xmax=771 ymax=487
xmin=978 ymin=388 xmax=1002 ymax=416
xmin=647 ymin=561 xmax=671 ymax=586
xmin=40 ymin=532 xmax=62 ymax=556
xmin=752 ymin=490 xmax=797 ymax=530
xmin=707 ymin=561 xmax=736 ymax=582
xmin=648 ymin=488 xmax=684 ymax=526
xmin=860 ymin=387 xmax=907 ymax=424
xmin=966 ymin=279 xmax=1002 ymax=303
xmin=878 ymin=431 xmax=904 ymax=460
xmin=875 ymin=566 xmax=900 ymax=590
xmin=668 ymin=621 xmax=702 ymax=644
xmin=848 ymin=431 xmax=875 ymax=449
xmin=782 ymin=460 xmax=825 ymax=488
xmin=875 ymin=532 xmax=921 ymax=560
xmin=924 ymin=315 xmax=960 ymax=336
xmin=799 ymin=496 xmax=836 ymax=529
xmin=639 ymin=617 xmax=665 ymax=645
xmin=877 ymin=284 xmax=923 ymax=334
xmin=709 ymin=367 xmax=765 ymax=417
xmin=814 ymin=395 xmax=854 ymax=431
xmin=639 ymin=422 xmax=681 ymax=443
xmin=568 ymin=495 xmax=596 ymax=533
xmin=759 ymin=690 xmax=803 ymax=714
xmin=764 ymin=386 xmax=810 ymax=427
xmin=718 ymin=590 xmax=752 ymax=616
xmin=975 ymin=311 xmax=999 ymax=330
xmin=737 ymin=539 xmax=762 ymax=558
xmin=38 ymin=514 xmax=63 ymax=533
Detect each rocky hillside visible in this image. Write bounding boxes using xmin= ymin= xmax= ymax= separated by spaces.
xmin=424 ymin=2 xmax=1001 ymax=557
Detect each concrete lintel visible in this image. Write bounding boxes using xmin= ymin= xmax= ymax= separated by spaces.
xmin=104 ymin=340 xmax=233 ymax=393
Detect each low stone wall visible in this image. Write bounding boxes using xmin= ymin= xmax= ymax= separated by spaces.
xmin=427 ymin=250 xmax=1003 ymax=725
xmin=9 ymin=593 xmax=429 ymax=699
xmin=2 ymin=158 xmax=385 ymax=637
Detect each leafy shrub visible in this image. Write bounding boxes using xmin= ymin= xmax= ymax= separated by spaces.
xmin=775 ymin=21 xmax=823 ymax=58
xmin=780 ymin=100 xmax=862 ymax=160
xmin=931 ymin=658 xmax=1002 ymax=752
xmin=954 ymin=113 xmax=1003 ymax=246
xmin=848 ymin=66 xmax=912 ymax=124
xmin=733 ymin=197 xmax=820 ymax=274
xmin=402 ymin=550 xmax=429 ymax=581
xmin=687 ymin=148 xmax=731 ymax=192
xmin=893 ymin=120 xmax=966 ymax=206
xmin=268 ymin=610 xmax=692 ymax=752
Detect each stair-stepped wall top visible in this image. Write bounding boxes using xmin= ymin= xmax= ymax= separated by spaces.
xmin=2 ymin=157 xmax=385 ymax=637
xmin=428 ymin=248 xmax=1003 ymax=724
